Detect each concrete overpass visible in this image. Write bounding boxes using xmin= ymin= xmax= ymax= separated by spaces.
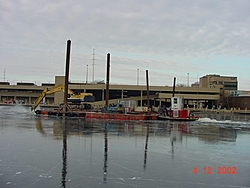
xmin=0 ymin=76 xmax=221 ymax=108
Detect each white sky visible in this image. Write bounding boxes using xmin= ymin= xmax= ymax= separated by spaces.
xmin=1 ymin=0 xmax=250 ymax=89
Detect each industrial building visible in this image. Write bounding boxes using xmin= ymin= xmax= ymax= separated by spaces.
xmin=199 ymin=74 xmax=238 ymax=90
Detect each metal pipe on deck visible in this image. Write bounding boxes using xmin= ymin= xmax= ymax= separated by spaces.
xmin=105 ymin=53 xmax=110 ymax=107
xmin=63 ymin=40 xmax=71 ymax=115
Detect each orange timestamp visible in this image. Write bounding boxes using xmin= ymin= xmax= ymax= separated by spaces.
xmin=193 ymin=166 xmax=237 ymax=175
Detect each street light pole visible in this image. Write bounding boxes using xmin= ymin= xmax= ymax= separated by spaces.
xmin=92 ymin=49 xmax=95 ymax=82
xmin=86 ymin=65 xmax=88 ymax=84
xmin=137 ymin=69 xmax=139 ymax=85
xmin=187 ymin=73 xmax=189 ymax=87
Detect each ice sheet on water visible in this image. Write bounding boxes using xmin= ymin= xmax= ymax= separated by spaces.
xmin=0 ymin=105 xmax=32 ymax=116
xmin=196 ymin=117 xmax=250 ymax=128
xmin=198 ymin=117 xmax=219 ymax=123
xmin=131 ymin=177 xmax=141 ymax=180
xmin=198 ymin=117 xmax=243 ymax=124
xmin=39 ymin=174 xmax=52 ymax=178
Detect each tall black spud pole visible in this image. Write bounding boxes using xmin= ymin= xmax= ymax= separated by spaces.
xmin=172 ymin=77 xmax=176 ymax=98
xmin=146 ymin=70 xmax=150 ymax=114
xmin=105 ymin=53 xmax=110 ymax=107
xmin=63 ymin=40 xmax=71 ymax=115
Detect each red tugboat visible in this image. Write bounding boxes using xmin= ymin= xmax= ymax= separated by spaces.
xmin=158 ymin=96 xmax=200 ymax=121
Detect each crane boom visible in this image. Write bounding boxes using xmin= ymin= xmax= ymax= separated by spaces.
xmin=31 ymin=84 xmax=74 ymax=111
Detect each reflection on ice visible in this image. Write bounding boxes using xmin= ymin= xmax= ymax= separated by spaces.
xmin=103 ymin=123 xmax=108 ymax=183
xmin=143 ymin=125 xmax=149 ymax=169
xmin=61 ymin=118 xmax=67 ymax=188
xmin=34 ymin=117 xmax=245 ymax=147
xmin=1 ymin=106 xmax=250 ymax=187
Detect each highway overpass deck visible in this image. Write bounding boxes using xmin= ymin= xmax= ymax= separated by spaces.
xmin=0 ymin=82 xmax=221 ymax=108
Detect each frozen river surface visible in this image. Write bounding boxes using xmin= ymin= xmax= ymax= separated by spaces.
xmin=0 ymin=105 xmax=250 ymax=188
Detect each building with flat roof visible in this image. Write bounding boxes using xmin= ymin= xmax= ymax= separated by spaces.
xmin=199 ymin=74 xmax=238 ymax=90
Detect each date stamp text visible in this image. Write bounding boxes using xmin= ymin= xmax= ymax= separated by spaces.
xmin=193 ymin=166 xmax=237 ymax=175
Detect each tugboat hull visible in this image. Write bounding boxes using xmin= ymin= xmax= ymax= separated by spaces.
xmin=157 ymin=115 xmax=199 ymax=121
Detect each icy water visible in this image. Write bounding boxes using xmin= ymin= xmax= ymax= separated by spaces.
xmin=0 ymin=106 xmax=250 ymax=188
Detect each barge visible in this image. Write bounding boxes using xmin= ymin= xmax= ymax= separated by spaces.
xmin=35 ymin=109 xmax=158 ymax=120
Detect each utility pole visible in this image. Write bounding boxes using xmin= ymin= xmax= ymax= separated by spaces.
xmin=187 ymin=73 xmax=189 ymax=87
xmin=92 ymin=48 xmax=96 ymax=82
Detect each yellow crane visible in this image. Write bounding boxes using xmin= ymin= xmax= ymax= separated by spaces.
xmin=31 ymin=84 xmax=94 ymax=111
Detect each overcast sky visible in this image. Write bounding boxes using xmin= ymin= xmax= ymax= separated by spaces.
xmin=1 ymin=0 xmax=250 ymax=89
